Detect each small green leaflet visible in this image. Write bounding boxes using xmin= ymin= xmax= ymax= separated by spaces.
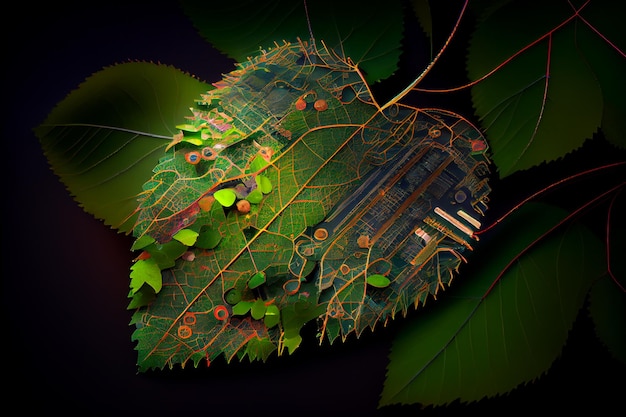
xmin=130 ymin=258 xmax=162 ymax=294
xmin=173 ymin=229 xmax=199 ymax=246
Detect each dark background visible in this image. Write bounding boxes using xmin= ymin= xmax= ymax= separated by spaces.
xmin=4 ymin=1 xmax=624 ymax=416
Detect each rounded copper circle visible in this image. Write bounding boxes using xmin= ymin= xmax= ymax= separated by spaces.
xmin=314 ymin=228 xmax=328 ymax=240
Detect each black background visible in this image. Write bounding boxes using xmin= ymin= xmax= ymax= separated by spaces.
xmin=4 ymin=1 xmax=624 ymax=416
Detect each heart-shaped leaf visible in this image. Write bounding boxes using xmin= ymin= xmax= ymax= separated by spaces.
xmin=34 ymin=62 xmax=212 ymax=233
xmin=466 ymin=0 xmax=625 ymax=177
xmin=129 ymin=40 xmax=492 ymax=371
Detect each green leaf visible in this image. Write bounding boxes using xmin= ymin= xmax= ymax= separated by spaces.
xmin=130 ymin=234 xmax=155 ymax=251
xmin=225 ymin=289 xmax=242 ymax=305
xmin=127 ymin=284 xmax=156 ymax=310
xmin=130 ymin=258 xmax=163 ymax=294
xmin=144 ymin=240 xmax=187 ymax=269
xmin=239 ymin=337 xmax=277 ymax=363
xmin=251 ymin=299 xmax=267 ymax=320
xmin=172 ymin=228 xmax=199 ymax=246
xmin=574 ymin=0 xmax=626 ymax=149
xmin=34 ymin=62 xmax=212 ymax=233
xmin=246 ymin=189 xmax=264 ymax=204
xmin=467 ymin=0 xmax=606 ymax=177
xmin=380 ymin=203 xmax=605 ymax=407
xmin=213 ymin=189 xmax=237 ymax=207
xmin=179 ymin=0 xmax=405 ymax=83
xmin=264 ymin=305 xmax=281 ymax=328
xmin=194 ymin=199 xmax=226 ymax=249
xmin=232 ymin=301 xmax=254 ymax=316
xmin=410 ymin=0 xmax=433 ymax=57
xmin=248 ymin=272 xmax=266 ymax=289
xmin=175 ymin=123 xmax=202 ymax=132
xmin=248 ymin=154 xmax=269 ymax=173
xmin=282 ymin=335 xmax=303 ymax=355
xmin=281 ymin=299 xmax=326 ymax=354
xmin=366 ymin=274 xmax=391 ymax=288
xmin=255 ymin=175 xmax=272 ymax=194
xmin=589 ymin=275 xmax=626 ymax=364
xmin=195 ymin=227 xmax=222 ymax=249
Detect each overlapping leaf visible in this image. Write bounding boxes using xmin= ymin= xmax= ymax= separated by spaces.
xmin=35 ymin=63 xmax=211 ymax=233
xmin=180 ymin=0 xmax=404 ymax=84
xmin=467 ymin=0 xmax=625 ymax=177
xmin=380 ymin=203 xmax=605 ymax=406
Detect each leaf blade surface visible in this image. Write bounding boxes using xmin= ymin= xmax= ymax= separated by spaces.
xmin=380 ymin=203 xmax=605 ymax=406
xmin=35 ymin=62 xmax=211 ymax=233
